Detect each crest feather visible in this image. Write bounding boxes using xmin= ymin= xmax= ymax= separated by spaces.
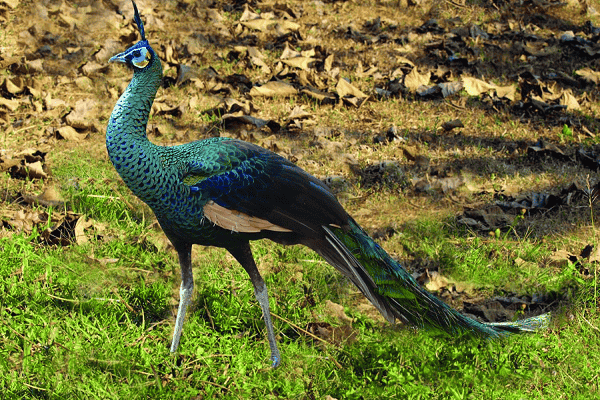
xmin=131 ymin=1 xmax=146 ymax=41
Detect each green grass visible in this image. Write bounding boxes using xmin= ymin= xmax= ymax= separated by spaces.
xmin=1 ymin=188 xmax=598 ymax=398
xmin=2 ymin=155 xmax=598 ymax=398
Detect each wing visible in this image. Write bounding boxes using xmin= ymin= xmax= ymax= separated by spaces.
xmin=181 ymin=138 xmax=349 ymax=237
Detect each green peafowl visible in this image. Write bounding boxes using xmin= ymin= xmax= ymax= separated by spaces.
xmin=106 ymin=1 xmax=549 ymax=368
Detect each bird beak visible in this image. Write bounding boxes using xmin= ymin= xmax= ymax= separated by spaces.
xmin=109 ymin=52 xmax=128 ymax=64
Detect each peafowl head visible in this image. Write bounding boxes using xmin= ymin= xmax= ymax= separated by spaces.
xmin=109 ymin=1 xmax=158 ymax=74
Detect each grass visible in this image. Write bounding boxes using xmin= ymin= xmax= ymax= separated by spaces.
xmin=1 ymin=175 xmax=598 ymax=398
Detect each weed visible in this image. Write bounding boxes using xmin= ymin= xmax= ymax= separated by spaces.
xmin=558 ymin=124 xmax=573 ymax=143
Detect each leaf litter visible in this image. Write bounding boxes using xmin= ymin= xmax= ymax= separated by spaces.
xmin=0 ymin=0 xmax=598 ymax=339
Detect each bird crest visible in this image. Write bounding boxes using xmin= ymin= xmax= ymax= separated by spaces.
xmin=131 ymin=0 xmax=146 ymax=41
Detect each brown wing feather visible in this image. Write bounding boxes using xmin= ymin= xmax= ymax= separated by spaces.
xmin=204 ymin=201 xmax=292 ymax=233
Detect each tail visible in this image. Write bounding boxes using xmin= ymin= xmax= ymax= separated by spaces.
xmin=312 ymin=218 xmax=549 ymax=338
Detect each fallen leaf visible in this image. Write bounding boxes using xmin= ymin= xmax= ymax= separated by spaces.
xmin=336 ymin=78 xmax=367 ymax=98
xmin=576 ymin=67 xmax=600 ymax=84
xmin=57 ymin=126 xmax=87 ymax=141
xmin=287 ymin=106 xmax=312 ymax=121
xmin=560 ymin=91 xmax=580 ymax=111
xmin=324 ymin=300 xmax=353 ymax=323
xmin=249 ymin=81 xmax=297 ymax=97
xmin=0 ymin=97 xmax=21 ymax=112
xmin=282 ymin=57 xmax=317 ymax=71
xmin=404 ymin=68 xmax=431 ymax=91
xmin=65 ymin=99 xmax=98 ymax=130
xmin=74 ymin=216 xmax=95 ymax=245
xmin=462 ymin=77 xmax=495 ymax=96
xmin=442 ymin=119 xmax=464 ymax=131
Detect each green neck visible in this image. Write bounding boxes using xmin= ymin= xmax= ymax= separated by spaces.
xmin=107 ymin=56 xmax=163 ymax=146
xmin=106 ymin=56 xmax=163 ymax=198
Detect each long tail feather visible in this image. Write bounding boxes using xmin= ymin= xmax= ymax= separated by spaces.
xmin=321 ymin=218 xmax=549 ymax=338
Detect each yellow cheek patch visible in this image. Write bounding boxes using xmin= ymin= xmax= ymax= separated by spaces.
xmin=133 ymin=53 xmax=150 ymax=68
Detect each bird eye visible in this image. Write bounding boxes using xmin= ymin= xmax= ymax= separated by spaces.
xmin=132 ymin=47 xmax=150 ymax=69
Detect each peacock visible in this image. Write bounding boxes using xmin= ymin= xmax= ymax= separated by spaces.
xmin=106 ymin=1 xmax=549 ymax=368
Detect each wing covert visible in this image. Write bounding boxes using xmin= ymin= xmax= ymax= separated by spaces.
xmin=180 ymin=138 xmax=349 ymax=237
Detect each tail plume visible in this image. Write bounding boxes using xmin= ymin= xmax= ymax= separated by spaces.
xmin=318 ymin=218 xmax=549 ymax=338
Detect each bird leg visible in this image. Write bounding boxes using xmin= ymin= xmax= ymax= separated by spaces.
xmin=170 ymin=243 xmax=194 ymax=353
xmin=229 ymin=243 xmax=281 ymax=368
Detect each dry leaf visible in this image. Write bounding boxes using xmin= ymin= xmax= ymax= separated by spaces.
xmin=4 ymin=76 xmax=24 ymax=94
xmin=282 ymin=57 xmax=317 ymax=71
xmin=0 ymin=0 xmax=19 ymax=9
xmin=404 ymin=68 xmax=431 ymax=91
xmin=337 ymin=78 xmax=369 ymax=107
xmin=424 ymin=270 xmax=449 ymax=292
xmin=462 ymin=77 xmax=495 ymax=96
xmin=439 ymin=81 xmax=463 ymax=97
xmin=65 ymin=99 xmax=98 ymax=130
xmin=57 ymin=126 xmax=87 ymax=141
xmin=576 ymin=67 xmax=600 ymax=84
xmin=560 ymin=91 xmax=580 ymax=111
xmin=287 ymin=106 xmax=312 ymax=121
xmin=0 ymin=97 xmax=21 ymax=112
xmin=442 ymin=119 xmax=464 ymax=131
xmin=324 ymin=300 xmax=353 ymax=323
xmin=249 ymin=81 xmax=297 ymax=97
xmin=74 ymin=217 xmax=94 ymax=245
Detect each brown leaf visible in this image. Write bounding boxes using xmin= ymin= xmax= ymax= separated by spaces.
xmin=576 ymin=67 xmax=600 ymax=84
xmin=560 ymin=90 xmax=580 ymax=111
xmin=239 ymin=5 xmax=261 ymax=21
xmin=94 ymin=40 xmax=123 ymax=64
xmin=424 ymin=270 xmax=450 ymax=292
xmin=439 ymin=81 xmax=463 ymax=97
xmin=336 ymin=79 xmax=368 ymax=107
xmin=82 ymin=61 xmax=109 ymax=76
xmin=44 ymin=94 xmax=67 ymax=110
xmin=549 ymin=249 xmax=578 ymax=268
xmin=462 ymin=77 xmax=495 ymax=96
xmin=22 ymin=185 xmax=66 ymax=209
xmin=287 ymin=106 xmax=312 ymax=121
xmin=65 ymin=99 xmax=98 ymax=130
xmin=222 ymin=113 xmax=279 ymax=132
xmin=258 ymin=135 xmax=288 ymax=152
xmin=4 ymin=76 xmax=24 ymax=94
xmin=241 ymin=19 xmax=272 ymax=32
xmin=40 ymin=211 xmax=80 ymax=246
xmin=301 ymin=87 xmax=337 ymax=104
xmin=494 ymin=84 xmax=516 ymax=101
xmin=75 ymin=77 xmax=94 ymax=91
xmin=250 ymin=58 xmax=271 ymax=74
xmin=0 ymin=0 xmax=19 ymax=9
xmin=324 ymin=54 xmax=334 ymax=72
xmin=282 ymin=57 xmax=317 ymax=71
xmin=57 ymin=126 xmax=87 ymax=141
xmin=404 ymin=68 xmax=431 ymax=91
xmin=249 ymin=81 xmax=297 ymax=97
xmin=0 ymin=148 xmax=48 ymax=180
xmin=324 ymin=300 xmax=353 ymax=323
xmin=442 ymin=119 xmax=464 ymax=131
xmin=26 ymin=59 xmax=44 ymax=74
xmin=25 ymin=161 xmax=47 ymax=179
xmin=0 ymin=97 xmax=21 ymax=112
xmin=590 ymin=246 xmax=600 ymax=264
xmin=74 ymin=216 xmax=95 ymax=245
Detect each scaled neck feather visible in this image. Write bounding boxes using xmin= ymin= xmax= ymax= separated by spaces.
xmin=107 ymin=56 xmax=163 ymax=145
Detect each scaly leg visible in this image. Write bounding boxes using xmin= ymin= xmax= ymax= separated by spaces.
xmin=170 ymin=243 xmax=193 ymax=353
xmin=229 ymin=243 xmax=281 ymax=368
